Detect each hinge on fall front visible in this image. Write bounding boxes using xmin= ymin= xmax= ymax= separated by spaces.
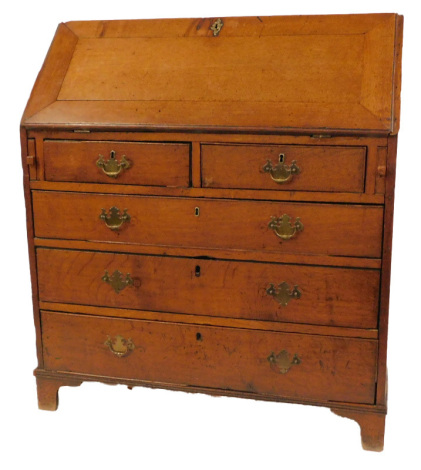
xmin=310 ymin=134 xmax=332 ymax=139
xmin=74 ymin=129 xmax=91 ymax=133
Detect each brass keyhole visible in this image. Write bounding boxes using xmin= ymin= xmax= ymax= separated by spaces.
xmin=195 ymin=207 xmax=200 ymax=217
xmin=279 ymin=153 xmax=285 ymax=163
xmin=195 ymin=265 xmax=201 ymax=277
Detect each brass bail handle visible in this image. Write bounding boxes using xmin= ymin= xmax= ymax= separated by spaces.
xmin=268 ymin=350 xmax=301 ymax=374
xmin=96 ymin=150 xmax=130 ymax=178
xmin=100 ymin=206 xmax=131 ymax=231
xmin=105 ymin=335 xmax=135 ymax=358
xmin=262 ymin=153 xmax=300 ymax=184
xmin=268 ymin=214 xmax=304 ymax=241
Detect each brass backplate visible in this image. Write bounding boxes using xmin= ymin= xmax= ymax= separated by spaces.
xmin=262 ymin=155 xmax=300 ymax=184
xmin=266 ymin=282 xmax=301 ymax=306
xmin=268 ymin=214 xmax=304 ymax=241
xmin=104 ymin=335 xmax=135 ymax=358
xmin=210 ymin=18 xmax=224 ymax=36
xmin=268 ymin=350 xmax=301 ymax=374
xmin=102 ymin=270 xmax=134 ymax=293
xmin=96 ymin=150 xmax=130 ymax=178
xmin=99 ymin=207 xmax=131 ymax=231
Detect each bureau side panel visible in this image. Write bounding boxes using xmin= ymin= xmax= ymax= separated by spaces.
xmin=376 ymin=135 xmax=398 ymax=406
xmin=20 ymin=129 xmax=43 ymax=366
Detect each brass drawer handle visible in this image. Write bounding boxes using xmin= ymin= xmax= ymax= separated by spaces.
xmin=96 ymin=150 xmax=130 ymax=178
xmin=269 ymin=214 xmax=303 ymax=240
xmin=262 ymin=154 xmax=300 ymax=184
xmin=102 ymin=270 xmax=133 ymax=293
xmin=268 ymin=350 xmax=301 ymax=374
xmin=266 ymin=282 xmax=301 ymax=306
xmin=100 ymin=206 xmax=131 ymax=231
xmin=105 ymin=335 xmax=135 ymax=358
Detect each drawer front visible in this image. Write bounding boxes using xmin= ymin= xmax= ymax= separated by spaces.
xmin=201 ymin=144 xmax=366 ymax=192
xmin=44 ymin=140 xmax=190 ymax=187
xmin=41 ymin=311 xmax=378 ymax=404
xmin=32 ymin=192 xmax=383 ymax=258
xmin=38 ymin=248 xmax=380 ymax=328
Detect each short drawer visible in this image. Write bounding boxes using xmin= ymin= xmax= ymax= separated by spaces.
xmin=38 ymin=248 xmax=380 ymax=328
xmin=32 ymin=191 xmax=383 ymax=258
xmin=41 ymin=311 xmax=378 ymax=404
xmin=43 ymin=140 xmax=190 ymax=187
xmin=201 ymin=144 xmax=366 ymax=193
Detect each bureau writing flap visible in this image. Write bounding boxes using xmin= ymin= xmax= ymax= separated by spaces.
xmin=22 ymin=14 xmax=403 ymax=135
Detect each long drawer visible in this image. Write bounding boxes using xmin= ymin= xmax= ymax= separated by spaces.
xmin=32 ymin=191 xmax=383 ymax=258
xmin=37 ymin=248 xmax=380 ymax=328
xmin=41 ymin=311 xmax=378 ymax=404
xmin=201 ymin=143 xmax=366 ymax=193
xmin=43 ymin=140 xmax=190 ymax=187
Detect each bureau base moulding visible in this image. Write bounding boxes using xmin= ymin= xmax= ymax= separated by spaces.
xmin=35 ymin=369 xmax=386 ymax=452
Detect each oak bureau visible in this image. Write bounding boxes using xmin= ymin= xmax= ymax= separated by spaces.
xmin=20 ymin=14 xmax=403 ymax=451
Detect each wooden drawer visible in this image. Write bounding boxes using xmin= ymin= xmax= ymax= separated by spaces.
xmin=43 ymin=140 xmax=190 ymax=187
xmin=41 ymin=311 xmax=378 ymax=404
xmin=38 ymin=248 xmax=380 ymax=328
xmin=201 ymin=144 xmax=366 ymax=193
xmin=32 ymin=191 xmax=383 ymax=258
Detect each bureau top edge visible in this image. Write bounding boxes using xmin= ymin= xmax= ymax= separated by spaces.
xmin=21 ymin=14 xmax=403 ymax=135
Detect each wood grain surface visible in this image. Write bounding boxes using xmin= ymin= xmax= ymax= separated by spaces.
xmin=202 ymin=144 xmax=366 ymax=192
xmin=22 ymin=14 xmax=401 ymax=134
xmin=32 ymin=191 xmax=384 ymax=258
xmin=38 ymin=302 xmax=379 ymax=339
xmin=44 ymin=140 xmax=190 ymax=186
xmin=37 ymin=248 xmax=380 ymax=328
xmin=41 ymin=310 xmax=378 ymax=404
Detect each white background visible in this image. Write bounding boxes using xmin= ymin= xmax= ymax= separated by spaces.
xmin=1 ymin=1 xmax=420 ymax=468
